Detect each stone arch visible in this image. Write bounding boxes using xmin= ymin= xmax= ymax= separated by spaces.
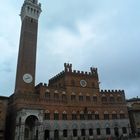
xmin=63 ymin=110 xmax=67 ymax=114
xmin=44 ymin=123 xmax=51 ymax=130
xmin=45 ymin=110 xmax=50 ymax=113
xmin=87 ymin=123 xmax=93 ymax=129
xmin=112 ymin=111 xmax=117 ymax=114
xmin=72 ymin=123 xmax=78 ymax=129
xmin=53 ymin=123 xmax=60 ymax=130
xmin=80 ymin=123 xmax=86 ymax=129
xmin=61 ymin=124 xmax=69 ymax=130
xmin=104 ymin=111 xmax=109 ymax=114
xmin=24 ymin=115 xmax=38 ymax=140
xmin=105 ymin=122 xmax=110 ymax=128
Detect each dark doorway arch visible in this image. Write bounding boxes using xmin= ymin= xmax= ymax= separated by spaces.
xmin=24 ymin=115 xmax=38 ymax=140
xmin=54 ymin=129 xmax=59 ymax=140
xmin=44 ymin=130 xmax=50 ymax=140
xmin=114 ymin=127 xmax=119 ymax=138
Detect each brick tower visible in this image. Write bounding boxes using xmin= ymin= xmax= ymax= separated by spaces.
xmin=15 ymin=0 xmax=41 ymax=94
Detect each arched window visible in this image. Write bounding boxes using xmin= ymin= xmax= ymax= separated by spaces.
xmin=86 ymin=94 xmax=90 ymax=101
xmin=96 ymin=128 xmax=101 ymax=135
xmin=72 ymin=111 xmax=77 ymax=120
xmin=112 ymin=111 xmax=117 ymax=119
xmin=110 ymin=97 xmax=115 ymax=102
xmin=106 ymin=128 xmax=111 ymax=135
xmin=104 ymin=111 xmax=109 ymax=120
xmin=54 ymin=93 xmax=59 ymax=100
xmin=45 ymin=92 xmax=50 ymax=98
xmin=95 ymin=111 xmax=99 ymax=120
xmin=120 ymin=111 xmax=125 ymax=119
xmin=62 ymin=94 xmax=67 ymax=100
xmin=87 ymin=112 xmax=92 ymax=120
xmin=71 ymin=93 xmax=76 ymax=101
xmin=81 ymin=129 xmax=86 ymax=136
xmin=89 ymin=128 xmax=93 ymax=136
xmin=63 ymin=129 xmax=68 ymax=137
xmin=93 ymin=96 xmax=97 ymax=102
xmin=102 ymin=97 xmax=107 ymax=102
xmin=79 ymin=95 xmax=84 ymax=101
xmin=62 ymin=111 xmax=67 ymax=120
xmin=54 ymin=111 xmax=59 ymax=120
xmin=44 ymin=110 xmax=50 ymax=120
xmin=80 ymin=111 xmax=85 ymax=120
xmin=73 ymin=129 xmax=77 ymax=137
xmin=122 ymin=127 xmax=127 ymax=134
xmin=117 ymin=97 xmax=122 ymax=102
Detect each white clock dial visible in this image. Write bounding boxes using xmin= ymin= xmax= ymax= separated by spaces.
xmin=23 ymin=73 xmax=33 ymax=83
xmin=80 ymin=80 xmax=87 ymax=87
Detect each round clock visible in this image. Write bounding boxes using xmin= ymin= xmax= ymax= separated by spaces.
xmin=80 ymin=80 xmax=87 ymax=87
xmin=23 ymin=73 xmax=33 ymax=83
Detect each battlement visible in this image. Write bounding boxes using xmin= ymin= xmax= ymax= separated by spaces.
xmin=64 ymin=63 xmax=98 ymax=76
xmin=35 ymin=82 xmax=48 ymax=89
xmin=100 ymin=89 xmax=125 ymax=94
xmin=49 ymin=63 xmax=98 ymax=84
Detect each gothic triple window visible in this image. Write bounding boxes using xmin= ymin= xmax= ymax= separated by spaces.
xmin=44 ymin=113 xmax=50 ymax=120
xmin=93 ymin=96 xmax=97 ymax=102
xmin=106 ymin=128 xmax=111 ymax=135
xmin=54 ymin=112 xmax=59 ymax=120
xmin=79 ymin=96 xmax=84 ymax=101
xmin=71 ymin=95 xmax=76 ymax=101
xmin=62 ymin=112 xmax=67 ymax=120
xmin=104 ymin=111 xmax=109 ymax=120
xmin=45 ymin=92 xmax=50 ymax=99
xmin=72 ymin=113 xmax=77 ymax=120
xmin=102 ymin=97 xmax=107 ymax=102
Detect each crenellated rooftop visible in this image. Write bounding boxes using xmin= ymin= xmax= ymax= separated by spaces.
xmin=49 ymin=63 xmax=98 ymax=84
xmin=100 ymin=89 xmax=125 ymax=94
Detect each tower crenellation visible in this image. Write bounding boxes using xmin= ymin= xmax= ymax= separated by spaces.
xmin=20 ymin=0 xmax=41 ymax=21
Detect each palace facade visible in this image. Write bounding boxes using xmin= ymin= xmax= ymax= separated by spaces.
xmin=0 ymin=0 xmax=130 ymax=140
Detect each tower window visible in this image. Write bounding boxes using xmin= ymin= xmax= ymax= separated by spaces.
xmin=72 ymin=113 xmax=77 ymax=120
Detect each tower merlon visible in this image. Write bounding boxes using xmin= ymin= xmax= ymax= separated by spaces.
xmin=20 ymin=0 xmax=42 ymax=21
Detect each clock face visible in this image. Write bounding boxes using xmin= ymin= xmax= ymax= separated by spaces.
xmin=23 ymin=73 xmax=33 ymax=83
xmin=80 ymin=80 xmax=87 ymax=87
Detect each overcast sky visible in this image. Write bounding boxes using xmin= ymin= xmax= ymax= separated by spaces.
xmin=0 ymin=0 xmax=140 ymax=99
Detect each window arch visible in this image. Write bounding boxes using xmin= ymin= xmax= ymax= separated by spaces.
xmin=54 ymin=111 xmax=59 ymax=120
xmin=44 ymin=110 xmax=50 ymax=120
xmin=112 ymin=111 xmax=117 ymax=119
xmin=104 ymin=111 xmax=109 ymax=120
xmin=95 ymin=111 xmax=99 ymax=120
xmin=80 ymin=111 xmax=85 ymax=120
xmin=62 ymin=111 xmax=67 ymax=120
xmin=72 ymin=111 xmax=77 ymax=120
xmin=88 ymin=111 xmax=92 ymax=120
xmin=120 ymin=111 xmax=125 ymax=119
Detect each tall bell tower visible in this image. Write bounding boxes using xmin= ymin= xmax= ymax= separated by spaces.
xmin=15 ymin=0 xmax=41 ymax=94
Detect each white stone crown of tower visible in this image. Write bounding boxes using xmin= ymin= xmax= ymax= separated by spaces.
xmin=20 ymin=0 xmax=42 ymax=21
